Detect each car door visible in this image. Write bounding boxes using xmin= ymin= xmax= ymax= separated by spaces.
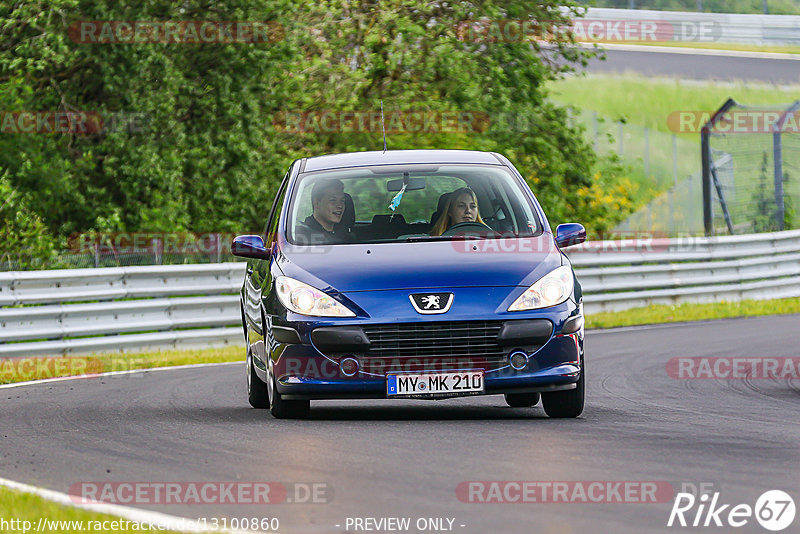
xmin=244 ymin=166 xmax=292 ymax=366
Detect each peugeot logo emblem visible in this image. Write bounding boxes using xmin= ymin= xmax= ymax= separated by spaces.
xmin=409 ymin=292 xmax=454 ymax=314
xmin=421 ymin=295 xmax=441 ymax=309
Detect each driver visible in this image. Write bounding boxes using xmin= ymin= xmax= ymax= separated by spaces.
xmin=295 ymin=179 xmax=355 ymax=244
xmin=429 ymin=187 xmax=487 ymax=236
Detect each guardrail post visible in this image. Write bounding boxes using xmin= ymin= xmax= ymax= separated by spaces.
xmin=701 ymin=98 xmax=738 ymax=236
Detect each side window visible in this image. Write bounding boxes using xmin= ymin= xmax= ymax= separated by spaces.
xmin=264 ymin=170 xmax=290 ymax=244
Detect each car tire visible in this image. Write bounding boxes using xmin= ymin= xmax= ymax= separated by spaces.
xmin=504 ymin=392 xmax=540 ymax=407
xmin=247 ymin=348 xmax=270 ymax=409
xmin=542 ymin=367 xmax=584 ymax=418
xmin=267 ymin=359 xmax=310 ymax=419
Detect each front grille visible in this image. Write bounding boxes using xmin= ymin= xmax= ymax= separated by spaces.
xmin=356 ymin=320 xmax=508 ymax=373
xmin=362 ymin=321 xmax=504 ymax=358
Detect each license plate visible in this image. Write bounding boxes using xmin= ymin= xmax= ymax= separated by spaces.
xmin=386 ymin=370 xmax=484 ymax=397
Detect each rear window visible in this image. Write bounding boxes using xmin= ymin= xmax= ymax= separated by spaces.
xmin=286 ymin=164 xmax=542 ymax=245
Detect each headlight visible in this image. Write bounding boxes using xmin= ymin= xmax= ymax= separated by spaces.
xmin=508 ymin=266 xmax=574 ymax=311
xmin=275 ymin=276 xmax=356 ymax=317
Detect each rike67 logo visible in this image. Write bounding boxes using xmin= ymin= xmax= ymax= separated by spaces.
xmin=668 ymin=490 xmax=795 ymax=531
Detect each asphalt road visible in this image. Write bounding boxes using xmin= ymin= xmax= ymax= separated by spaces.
xmin=585 ymin=48 xmax=800 ymax=84
xmin=2 ymin=315 xmax=799 ymax=534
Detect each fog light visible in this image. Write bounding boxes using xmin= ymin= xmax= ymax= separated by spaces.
xmin=340 ymin=357 xmax=359 ymax=377
xmin=509 ymin=350 xmax=528 ymax=370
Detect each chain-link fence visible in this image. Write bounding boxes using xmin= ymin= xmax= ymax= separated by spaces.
xmin=583 ymin=109 xmax=699 ymax=190
xmin=1 ymin=234 xmax=243 ymax=271
xmin=613 ymin=170 xmax=705 ymax=235
xmin=702 ymin=99 xmax=800 ymax=235
xmin=600 ymin=100 xmax=800 ymax=237
xmin=566 ymin=107 xmax=704 ymax=235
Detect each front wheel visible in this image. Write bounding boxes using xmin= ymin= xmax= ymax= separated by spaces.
xmin=247 ymin=348 xmax=269 ymax=409
xmin=267 ymin=358 xmax=310 ymax=419
xmin=541 ymin=367 xmax=584 ymax=418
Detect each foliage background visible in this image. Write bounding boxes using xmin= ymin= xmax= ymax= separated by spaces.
xmin=0 ymin=0 xmax=637 ymax=268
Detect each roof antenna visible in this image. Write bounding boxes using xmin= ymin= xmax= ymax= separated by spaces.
xmin=381 ymin=100 xmax=387 ymax=153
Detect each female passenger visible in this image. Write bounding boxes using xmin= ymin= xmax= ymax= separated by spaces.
xmin=429 ymin=187 xmax=487 ymax=236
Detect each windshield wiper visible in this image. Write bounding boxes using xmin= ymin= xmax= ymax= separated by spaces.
xmin=403 ymin=234 xmax=487 ymax=242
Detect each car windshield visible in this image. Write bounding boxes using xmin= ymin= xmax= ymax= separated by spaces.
xmin=286 ymin=164 xmax=542 ymax=245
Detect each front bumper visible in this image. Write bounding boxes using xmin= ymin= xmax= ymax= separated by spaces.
xmin=257 ymin=306 xmax=583 ymax=401
xmin=279 ymin=365 xmax=580 ymax=400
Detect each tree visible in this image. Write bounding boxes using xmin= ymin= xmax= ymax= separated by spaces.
xmin=0 ymin=173 xmax=58 ymax=269
xmin=1 ymin=0 xmax=626 ymax=266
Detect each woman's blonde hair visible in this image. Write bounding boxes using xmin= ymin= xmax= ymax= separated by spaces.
xmin=429 ymin=187 xmax=486 ymax=236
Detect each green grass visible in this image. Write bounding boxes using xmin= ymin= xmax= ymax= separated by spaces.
xmin=568 ymin=105 xmax=700 ymax=192
xmin=0 ymin=346 xmax=242 ymax=384
xmin=586 ymin=297 xmax=800 ymax=329
xmin=550 ymin=73 xmax=800 ymax=234
xmin=0 ymin=486 xmax=182 ymax=533
xmin=549 ymin=73 xmax=800 ymax=138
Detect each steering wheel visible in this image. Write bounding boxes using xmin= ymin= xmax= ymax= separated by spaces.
xmin=441 ymin=221 xmax=497 ymax=236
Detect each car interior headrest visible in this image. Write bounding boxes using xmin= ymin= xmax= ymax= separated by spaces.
xmin=429 ymin=192 xmax=453 ymax=225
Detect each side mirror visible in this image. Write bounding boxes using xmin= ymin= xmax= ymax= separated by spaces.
xmin=231 ymin=235 xmax=271 ymax=260
xmin=555 ymin=223 xmax=586 ymax=248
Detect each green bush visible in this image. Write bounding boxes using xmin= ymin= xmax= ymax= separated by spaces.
xmin=0 ymin=173 xmax=59 ymax=268
xmin=1 ymin=0 xmax=635 ymax=260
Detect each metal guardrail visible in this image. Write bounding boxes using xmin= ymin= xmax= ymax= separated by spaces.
xmin=585 ymin=8 xmax=800 ymax=46
xmin=0 ymin=264 xmax=246 ymax=357
xmin=569 ymin=229 xmax=800 ymax=313
xmin=1 ymin=230 xmax=799 ymax=356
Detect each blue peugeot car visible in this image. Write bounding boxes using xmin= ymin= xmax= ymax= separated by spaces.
xmin=232 ymin=150 xmax=586 ymax=418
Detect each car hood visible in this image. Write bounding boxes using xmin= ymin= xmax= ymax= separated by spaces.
xmin=276 ymin=236 xmax=563 ymax=293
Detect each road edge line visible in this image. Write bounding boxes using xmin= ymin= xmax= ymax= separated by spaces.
xmin=0 ymin=475 xmax=259 ymax=533
xmin=0 ymin=361 xmax=240 ymax=390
